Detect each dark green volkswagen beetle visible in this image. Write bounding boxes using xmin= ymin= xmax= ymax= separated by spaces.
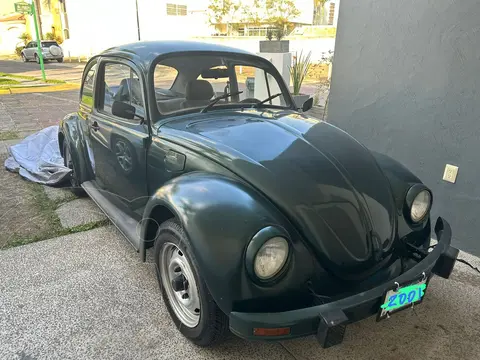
xmin=58 ymin=41 xmax=458 ymax=348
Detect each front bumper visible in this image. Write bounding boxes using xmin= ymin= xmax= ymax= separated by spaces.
xmin=229 ymin=217 xmax=458 ymax=347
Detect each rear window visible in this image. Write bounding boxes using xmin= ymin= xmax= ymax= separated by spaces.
xmin=41 ymin=41 xmax=58 ymax=47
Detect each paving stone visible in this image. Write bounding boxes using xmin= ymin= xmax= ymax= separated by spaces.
xmin=0 ymin=139 xmax=21 ymax=156
xmin=43 ymin=185 xmax=76 ymax=203
xmin=55 ymin=198 xmax=106 ymax=228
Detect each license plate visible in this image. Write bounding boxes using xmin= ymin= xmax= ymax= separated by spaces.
xmin=377 ymin=276 xmax=428 ymax=321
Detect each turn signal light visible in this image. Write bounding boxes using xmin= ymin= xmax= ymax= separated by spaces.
xmin=253 ymin=327 xmax=291 ymax=336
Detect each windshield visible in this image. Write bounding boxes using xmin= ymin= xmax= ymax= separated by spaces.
xmin=153 ymin=53 xmax=292 ymax=115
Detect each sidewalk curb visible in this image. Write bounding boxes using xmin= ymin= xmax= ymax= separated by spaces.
xmin=0 ymin=83 xmax=79 ymax=95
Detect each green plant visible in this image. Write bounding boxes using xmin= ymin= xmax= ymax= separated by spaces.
xmin=44 ymin=32 xmax=63 ymax=45
xmin=266 ymin=28 xmax=274 ymax=41
xmin=320 ymin=50 xmax=334 ymax=64
xmin=275 ymin=28 xmax=285 ymax=40
xmin=19 ymin=32 xmax=31 ymax=46
xmin=289 ymin=50 xmax=312 ymax=95
xmin=15 ymin=46 xmax=24 ymax=57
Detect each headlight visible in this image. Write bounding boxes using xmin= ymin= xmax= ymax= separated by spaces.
xmin=410 ymin=190 xmax=431 ymax=222
xmin=253 ymin=237 xmax=289 ymax=280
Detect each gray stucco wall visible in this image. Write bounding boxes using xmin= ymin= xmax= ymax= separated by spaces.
xmin=327 ymin=0 xmax=480 ymax=255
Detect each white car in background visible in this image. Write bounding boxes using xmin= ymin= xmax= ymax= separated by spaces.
xmin=21 ymin=40 xmax=64 ymax=63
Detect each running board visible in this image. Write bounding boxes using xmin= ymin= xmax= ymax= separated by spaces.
xmin=81 ymin=181 xmax=141 ymax=251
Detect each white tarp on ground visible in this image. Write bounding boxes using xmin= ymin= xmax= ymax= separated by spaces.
xmin=4 ymin=126 xmax=71 ymax=185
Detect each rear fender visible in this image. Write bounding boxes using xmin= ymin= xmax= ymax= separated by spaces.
xmin=59 ymin=113 xmax=94 ymax=184
xmin=140 ymin=172 xmax=316 ymax=313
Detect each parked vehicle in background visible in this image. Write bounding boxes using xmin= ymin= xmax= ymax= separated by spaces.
xmin=21 ymin=40 xmax=64 ymax=63
xmin=58 ymin=40 xmax=458 ymax=349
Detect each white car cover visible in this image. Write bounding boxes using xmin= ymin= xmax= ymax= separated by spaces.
xmin=4 ymin=126 xmax=71 ymax=185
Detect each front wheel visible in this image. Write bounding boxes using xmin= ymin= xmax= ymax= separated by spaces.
xmin=154 ymin=219 xmax=229 ymax=347
xmin=21 ymin=53 xmax=27 ymax=62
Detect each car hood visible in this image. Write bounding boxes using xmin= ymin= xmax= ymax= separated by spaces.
xmin=161 ymin=109 xmax=397 ymax=278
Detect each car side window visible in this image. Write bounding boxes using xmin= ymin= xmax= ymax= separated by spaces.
xmin=80 ymin=63 xmax=97 ymax=107
xmin=100 ymin=63 xmax=145 ymax=122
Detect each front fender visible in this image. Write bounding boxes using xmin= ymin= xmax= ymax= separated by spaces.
xmin=371 ymin=151 xmax=431 ymax=243
xmin=59 ymin=113 xmax=93 ymax=184
xmin=141 ymin=172 xmax=317 ymax=314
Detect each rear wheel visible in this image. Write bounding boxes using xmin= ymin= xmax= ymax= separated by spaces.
xmin=57 ymin=57 xmax=64 ymax=63
xmin=63 ymin=141 xmax=85 ymax=196
xmin=34 ymin=54 xmax=40 ymax=64
xmin=154 ymin=219 xmax=229 ymax=347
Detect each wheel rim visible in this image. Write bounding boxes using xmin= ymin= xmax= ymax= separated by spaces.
xmin=114 ymin=140 xmax=132 ymax=172
xmin=160 ymin=242 xmax=201 ymax=328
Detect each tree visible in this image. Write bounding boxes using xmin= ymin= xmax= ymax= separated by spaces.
xmin=244 ymin=0 xmax=300 ymax=34
xmin=313 ymin=0 xmax=328 ymax=25
xmin=207 ymin=0 xmax=244 ymax=35
xmin=208 ymin=0 xmax=301 ymax=36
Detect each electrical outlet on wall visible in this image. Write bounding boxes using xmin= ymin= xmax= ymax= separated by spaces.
xmin=443 ymin=164 xmax=459 ymax=183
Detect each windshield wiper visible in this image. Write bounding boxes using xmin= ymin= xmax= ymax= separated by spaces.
xmin=201 ymin=91 xmax=243 ymax=113
xmin=253 ymin=93 xmax=282 ymax=108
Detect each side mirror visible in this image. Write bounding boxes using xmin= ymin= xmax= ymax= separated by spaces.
xmin=302 ymin=97 xmax=314 ymax=112
xmin=112 ymin=101 xmax=135 ymax=120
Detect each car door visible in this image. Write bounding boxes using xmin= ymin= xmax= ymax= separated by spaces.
xmin=24 ymin=41 xmax=35 ymax=59
xmin=87 ymin=58 xmax=150 ymax=218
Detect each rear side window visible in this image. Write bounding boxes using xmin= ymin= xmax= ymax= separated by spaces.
xmin=154 ymin=64 xmax=178 ymax=91
xmin=80 ymin=63 xmax=97 ymax=107
xmin=42 ymin=41 xmax=58 ymax=47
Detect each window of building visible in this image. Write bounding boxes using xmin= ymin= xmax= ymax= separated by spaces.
xmin=166 ymin=3 xmax=187 ymax=16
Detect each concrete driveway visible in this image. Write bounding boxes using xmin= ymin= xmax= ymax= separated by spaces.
xmin=1 ymin=225 xmax=480 ymax=360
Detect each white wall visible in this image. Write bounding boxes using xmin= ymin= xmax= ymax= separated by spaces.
xmin=62 ymin=0 xmax=138 ymax=57
xmin=0 ymin=22 xmax=25 ymax=54
xmin=62 ymin=0 xmax=211 ymax=56
xmin=137 ymin=0 xmax=210 ymax=41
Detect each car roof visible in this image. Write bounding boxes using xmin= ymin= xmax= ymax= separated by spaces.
xmin=99 ymin=40 xmax=256 ymax=70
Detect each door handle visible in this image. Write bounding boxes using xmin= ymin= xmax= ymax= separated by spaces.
xmin=90 ymin=122 xmax=100 ymax=131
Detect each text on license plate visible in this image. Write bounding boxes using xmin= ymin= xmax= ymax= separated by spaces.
xmin=380 ymin=281 xmax=427 ymax=314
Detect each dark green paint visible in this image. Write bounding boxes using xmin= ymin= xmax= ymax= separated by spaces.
xmin=58 ymin=41 xmax=445 ymax=326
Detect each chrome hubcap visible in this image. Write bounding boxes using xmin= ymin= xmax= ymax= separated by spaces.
xmin=114 ymin=140 xmax=132 ymax=172
xmin=160 ymin=243 xmax=200 ymax=328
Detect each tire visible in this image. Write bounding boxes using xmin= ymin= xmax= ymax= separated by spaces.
xmin=21 ymin=53 xmax=28 ymax=62
xmin=154 ymin=219 xmax=229 ymax=347
xmin=57 ymin=57 xmax=64 ymax=63
xmin=63 ymin=141 xmax=86 ymax=197
xmin=34 ymin=54 xmax=40 ymax=64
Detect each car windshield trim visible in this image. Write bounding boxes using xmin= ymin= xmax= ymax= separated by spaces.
xmin=149 ymin=51 xmax=295 ymax=119
xmin=153 ymin=102 xmax=290 ymax=127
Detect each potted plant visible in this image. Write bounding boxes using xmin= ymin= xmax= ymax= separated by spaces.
xmin=289 ymin=50 xmax=312 ymax=108
xmin=259 ymin=27 xmax=290 ymax=53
